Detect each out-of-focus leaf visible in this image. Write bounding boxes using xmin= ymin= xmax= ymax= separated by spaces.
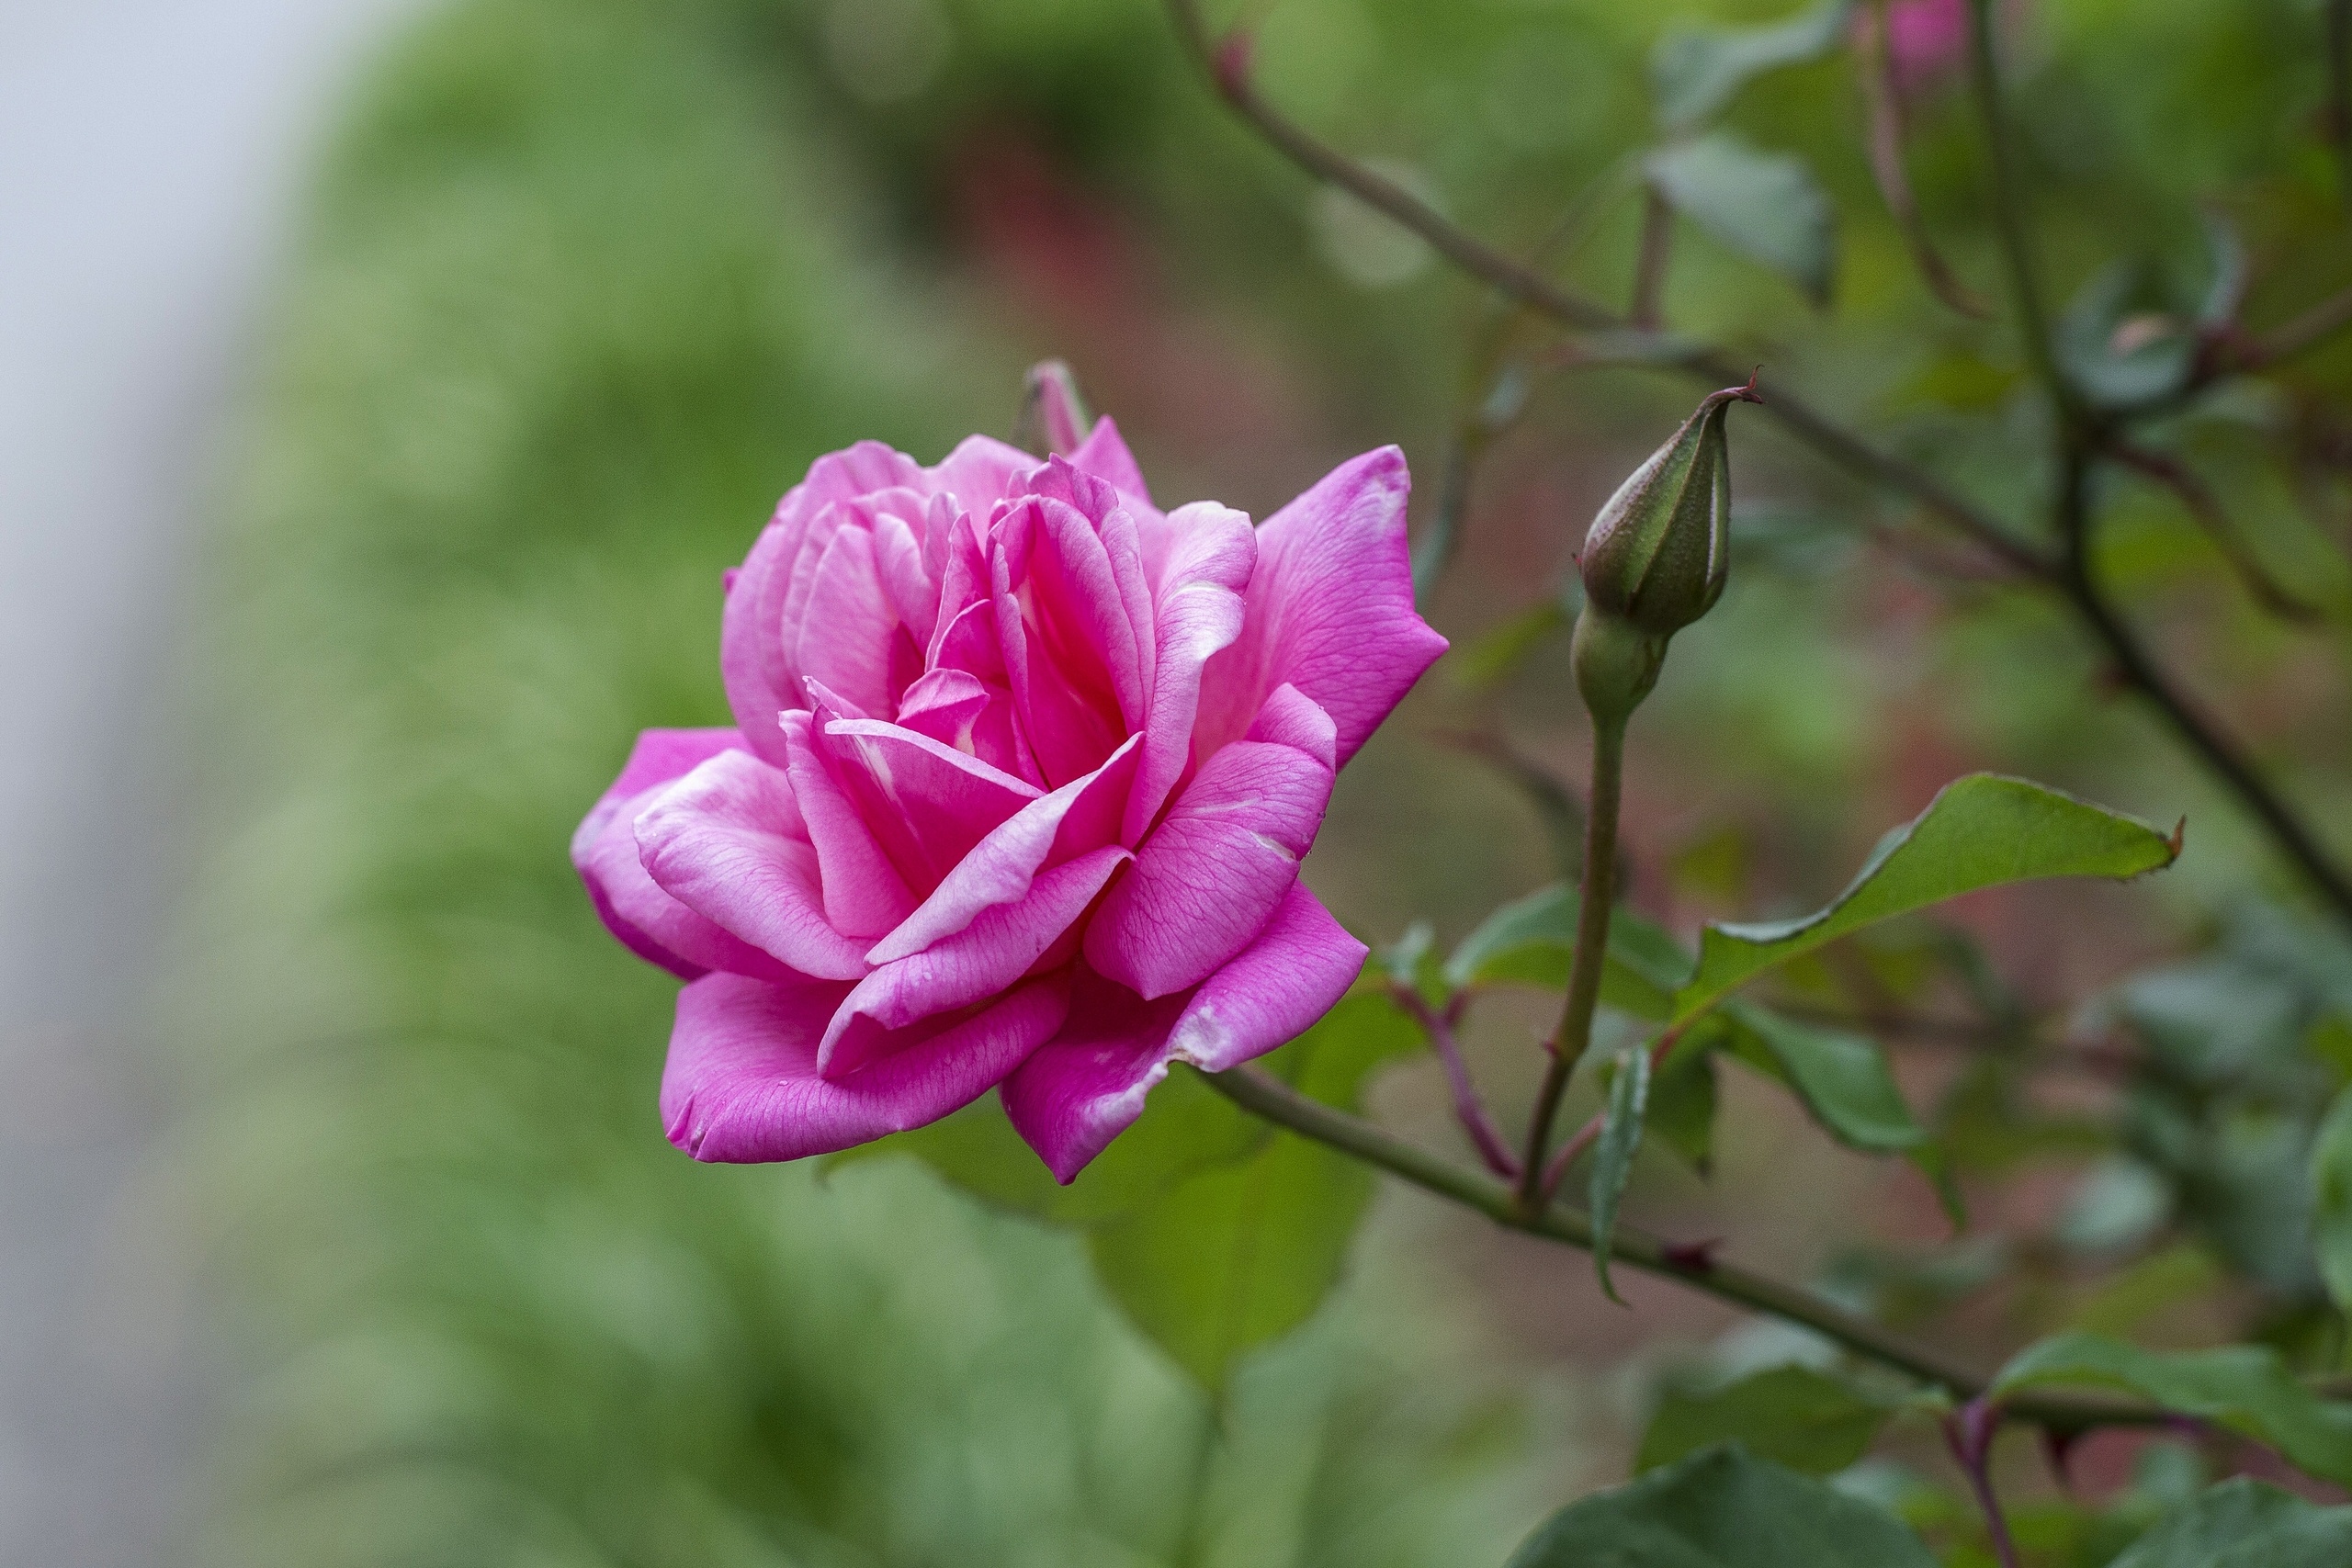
xmin=1992 ymin=1334 xmax=2352 ymax=1487
xmin=2308 ymin=1084 xmax=2352 ymax=1312
xmin=1649 ymin=1043 xmax=1719 ymax=1174
xmin=2058 ymin=262 xmax=2197 ymax=410
xmin=1672 ymin=775 xmax=2179 ymax=1025
xmin=2056 ymin=1156 xmax=2175 ymax=1256
xmin=1590 ymin=1045 xmax=1652 ymax=1303
xmin=1724 ymin=1004 xmax=1923 ymax=1153
xmin=1645 ymin=133 xmax=1837 ymax=305
xmin=1637 ymin=1366 xmax=1895 ymax=1475
xmin=1651 ymin=0 xmax=1857 ymax=129
xmin=2104 ymin=1478 xmax=2352 ymax=1568
xmin=1506 ymin=1443 xmax=1937 ymax=1567
xmin=1445 ymin=890 xmax=1690 ymax=1021
xmin=2071 ymin=1245 xmax=2225 ymax=1337
xmin=837 ymin=1061 xmax=1267 ymax=1226
xmin=1453 ymin=600 xmax=1569 ymax=691
xmin=1086 ymin=993 xmax=1420 ymax=1392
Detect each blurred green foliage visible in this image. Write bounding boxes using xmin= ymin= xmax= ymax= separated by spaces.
xmin=183 ymin=0 xmax=2352 ymax=1560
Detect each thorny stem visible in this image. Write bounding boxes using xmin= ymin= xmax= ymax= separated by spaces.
xmin=1517 ymin=715 xmax=1625 ymax=1212
xmin=1202 ymin=1065 xmax=2171 ymax=1434
xmin=1946 ymin=1399 xmax=2022 ymax=1568
xmin=1392 ymin=984 xmax=1521 ymax=1179
xmin=1162 ymin=0 xmax=2352 ymax=918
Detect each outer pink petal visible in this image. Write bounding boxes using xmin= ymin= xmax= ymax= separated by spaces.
xmin=781 ymin=710 xmax=917 ymax=939
xmin=819 ymin=843 xmax=1129 ymax=1077
xmin=1193 ymin=446 xmax=1447 ymax=769
xmin=865 ymin=732 xmax=1140 ymax=965
xmin=721 ymin=442 xmax=924 ymax=762
xmin=662 ymin=972 xmax=1069 ymax=1163
xmin=633 ymin=750 xmax=871 ymax=982
xmin=926 ymin=434 xmax=1036 ymax=516
xmin=1002 ymin=882 xmax=1367 ymax=1181
xmin=1084 ymin=685 xmax=1337 ymax=999
xmin=795 ymin=522 xmax=921 ymax=720
xmin=1125 ymin=500 xmax=1254 ymax=842
xmin=1069 ymin=416 xmax=1152 ymax=505
xmin=572 ymin=728 xmax=758 ymax=978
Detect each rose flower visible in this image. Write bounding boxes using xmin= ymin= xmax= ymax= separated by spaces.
xmin=573 ymin=414 xmax=1444 ymax=1180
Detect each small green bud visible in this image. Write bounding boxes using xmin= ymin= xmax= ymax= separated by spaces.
xmin=1570 ymin=603 xmax=1668 ymax=729
xmin=1577 ymin=378 xmax=1761 ymax=637
xmin=1013 ymin=359 xmax=1092 ymax=457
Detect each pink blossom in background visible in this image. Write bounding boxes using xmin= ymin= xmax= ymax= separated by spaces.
xmin=572 ymin=414 xmax=1445 ymax=1180
xmin=1886 ymin=0 xmax=1970 ymax=89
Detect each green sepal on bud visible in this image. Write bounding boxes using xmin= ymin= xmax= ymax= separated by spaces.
xmin=1013 ymin=358 xmax=1092 ymax=457
xmin=1577 ymin=378 xmax=1760 ymax=637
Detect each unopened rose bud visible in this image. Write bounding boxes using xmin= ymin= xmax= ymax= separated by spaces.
xmin=1578 ymin=380 xmax=1759 ymax=638
xmin=1014 ymin=359 xmax=1092 ymax=457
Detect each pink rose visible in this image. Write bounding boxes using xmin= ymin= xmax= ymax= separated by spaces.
xmin=572 ymin=416 xmax=1445 ymax=1180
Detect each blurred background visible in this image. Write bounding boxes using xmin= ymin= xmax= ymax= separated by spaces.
xmin=6 ymin=0 xmax=2350 ymax=1563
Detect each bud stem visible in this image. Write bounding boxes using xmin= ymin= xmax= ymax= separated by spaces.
xmin=1516 ymin=705 xmax=1626 ymax=1213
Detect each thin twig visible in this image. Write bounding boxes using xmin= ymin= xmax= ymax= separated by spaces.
xmin=1860 ymin=0 xmax=1993 ymax=320
xmin=1392 ymin=984 xmax=1521 ymax=1179
xmin=1630 ymin=186 xmax=1673 ymax=330
xmin=1946 ymin=1400 xmax=2023 ymax=1568
xmin=2056 ymin=451 xmax=2352 ymax=924
xmin=2245 ymin=281 xmax=2352 ymax=372
xmin=1162 ymin=0 xmax=2053 ymax=582
xmin=2107 ymin=441 xmax=2328 ymax=623
xmin=1538 ymin=1024 xmax=1688 ymax=1201
xmin=1202 ymin=1065 xmax=2168 ymax=1432
xmin=1964 ymin=0 xmax=2070 ymax=415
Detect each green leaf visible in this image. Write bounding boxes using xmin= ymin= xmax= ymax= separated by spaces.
xmin=834 ymin=1060 xmax=1267 ymax=1226
xmin=1506 ymin=1443 xmax=1937 ymax=1567
xmin=1590 ymin=1046 xmax=1653 ymax=1303
xmin=1722 ymin=1003 xmax=1923 ymax=1154
xmin=2308 ymin=1084 xmax=2352 ymax=1313
xmin=1645 ymin=133 xmax=1836 ymax=306
xmin=1637 ymin=1366 xmax=1895 ymax=1476
xmin=2105 ymin=1478 xmax=2352 ymax=1568
xmin=1651 ymin=0 xmax=1856 ymax=129
xmin=1453 ymin=600 xmax=1568 ymax=691
xmin=1086 ymin=992 xmax=1421 ymax=1392
xmin=1648 ymin=1043 xmax=1719 ymax=1174
xmin=1446 ymin=890 xmax=1688 ymax=1020
xmin=1673 ymin=775 xmax=2179 ymax=1025
xmin=1992 ymin=1333 xmax=2352 ymax=1488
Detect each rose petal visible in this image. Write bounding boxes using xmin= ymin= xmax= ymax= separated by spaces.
xmin=819 ymin=843 xmax=1129 ymax=1077
xmin=633 ymin=749 xmax=871 ymax=982
xmin=865 ymin=732 xmax=1140 ymax=965
xmin=810 ymin=707 xmax=1042 ymax=895
xmin=1002 ymin=882 xmax=1367 ymax=1181
xmin=1193 ymin=446 xmax=1447 ymax=769
xmin=662 ymin=971 xmax=1069 ymax=1163
xmin=1125 ymin=500 xmax=1255 ymax=842
xmin=1069 ymin=415 xmax=1152 ymax=505
xmin=572 ymin=728 xmax=763 ymax=978
xmin=1084 ymin=684 xmax=1337 ymax=999
xmin=782 ymin=710 xmax=917 ymax=939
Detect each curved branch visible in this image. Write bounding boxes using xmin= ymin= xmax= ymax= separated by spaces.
xmin=1162 ymin=0 xmax=2053 ymax=583
xmin=1203 ymin=1064 xmax=2166 ymax=1433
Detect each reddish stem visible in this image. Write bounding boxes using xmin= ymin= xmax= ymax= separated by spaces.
xmin=1392 ymin=985 xmax=1521 ymax=1179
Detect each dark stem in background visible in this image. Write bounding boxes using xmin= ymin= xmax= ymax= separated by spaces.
xmin=1945 ymin=1400 xmax=2022 ymax=1568
xmin=1392 ymin=984 xmax=1521 ymax=1179
xmin=1860 ymin=0 xmax=1993 ymax=319
xmin=2107 ymin=441 xmax=2326 ymax=623
xmin=1963 ymin=0 xmax=2068 ymax=414
xmin=2055 ymin=455 xmax=2352 ymax=923
xmin=1516 ymin=714 xmax=1625 ymax=1211
xmin=1629 ymin=187 xmax=1673 ymax=330
xmin=1201 ymin=1064 xmax=2174 ymax=1434
xmin=1161 ymin=0 xmax=2352 ymax=927
xmin=2330 ymin=0 xmax=2352 ymax=210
